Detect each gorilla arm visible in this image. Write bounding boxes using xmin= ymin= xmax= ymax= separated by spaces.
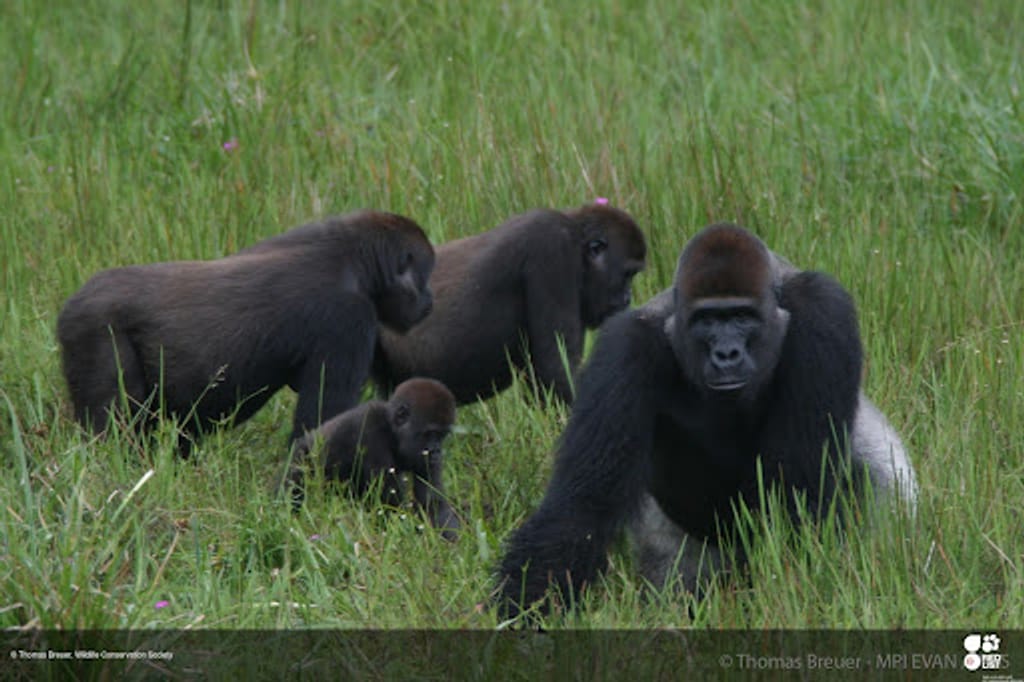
xmin=496 ymin=311 xmax=675 ymax=614
xmin=289 ymin=293 xmax=379 ymax=441
xmin=765 ymin=252 xmax=916 ymax=509
xmin=754 ymin=271 xmax=864 ymax=517
xmin=412 ymin=457 xmax=461 ymax=539
xmin=519 ymin=228 xmax=585 ymax=403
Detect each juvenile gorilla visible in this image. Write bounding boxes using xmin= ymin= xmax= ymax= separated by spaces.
xmin=282 ymin=378 xmax=460 ymax=537
xmin=57 ymin=210 xmax=434 ymax=447
xmin=496 ymin=223 xmax=917 ymax=614
xmin=373 ymin=203 xmax=647 ymax=404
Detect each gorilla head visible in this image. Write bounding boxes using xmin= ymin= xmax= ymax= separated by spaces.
xmin=370 ymin=213 xmax=436 ymax=333
xmin=574 ymin=204 xmax=648 ymax=327
xmin=387 ymin=377 xmax=457 ymax=476
xmin=671 ymin=224 xmax=790 ymax=407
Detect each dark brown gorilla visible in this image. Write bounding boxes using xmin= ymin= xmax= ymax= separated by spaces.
xmin=57 ymin=210 xmax=435 ymax=448
xmin=282 ymin=378 xmax=460 ymax=538
xmin=372 ymin=203 xmax=647 ymax=404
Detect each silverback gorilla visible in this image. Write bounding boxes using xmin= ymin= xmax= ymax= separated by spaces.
xmin=496 ymin=223 xmax=917 ymax=614
xmin=372 ymin=203 xmax=647 ymax=404
xmin=57 ymin=210 xmax=435 ymax=447
xmin=282 ymin=378 xmax=460 ymax=538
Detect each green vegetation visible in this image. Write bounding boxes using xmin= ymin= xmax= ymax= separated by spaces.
xmin=2 ymin=0 xmax=1021 ymax=639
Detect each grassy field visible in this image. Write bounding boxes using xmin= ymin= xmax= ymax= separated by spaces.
xmin=2 ymin=0 xmax=1022 ymax=648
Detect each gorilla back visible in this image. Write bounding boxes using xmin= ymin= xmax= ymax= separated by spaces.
xmin=57 ymin=210 xmax=435 ymax=446
xmin=496 ymin=223 xmax=916 ymax=614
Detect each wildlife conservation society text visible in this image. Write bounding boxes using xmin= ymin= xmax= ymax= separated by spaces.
xmin=11 ymin=648 xmax=174 ymax=662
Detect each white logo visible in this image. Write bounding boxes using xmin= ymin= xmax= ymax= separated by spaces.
xmin=983 ymin=634 xmax=1001 ymax=653
xmin=964 ymin=632 xmax=1005 ymax=672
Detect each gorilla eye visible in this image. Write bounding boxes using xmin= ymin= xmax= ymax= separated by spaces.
xmin=587 ymin=239 xmax=608 ymax=258
xmin=394 ymin=404 xmax=410 ymax=425
xmin=398 ymin=252 xmax=414 ymax=274
xmin=733 ymin=309 xmax=761 ymax=325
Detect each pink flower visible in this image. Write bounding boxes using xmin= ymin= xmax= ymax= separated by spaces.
xmin=155 ymin=600 xmax=169 ymax=609
xmin=222 ymin=139 xmax=239 ymax=152
xmin=594 ymin=197 xmax=609 ymax=205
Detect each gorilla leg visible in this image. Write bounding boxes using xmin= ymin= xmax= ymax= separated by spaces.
xmin=628 ymin=393 xmax=917 ymax=595
xmin=628 ymin=493 xmax=725 ymax=595
xmin=413 ymin=468 xmax=460 ymax=540
xmin=66 ymin=328 xmax=150 ymax=432
xmin=852 ymin=396 xmax=918 ymax=510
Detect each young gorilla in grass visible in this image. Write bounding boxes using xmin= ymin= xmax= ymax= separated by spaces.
xmin=495 ymin=223 xmax=917 ymax=616
xmin=282 ymin=378 xmax=460 ymax=539
xmin=57 ymin=210 xmax=435 ymax=452
xmin=372 ymin=203 xmax=647 ymax=404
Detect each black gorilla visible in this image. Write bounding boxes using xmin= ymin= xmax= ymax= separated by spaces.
xmin=282 ymin=378 xmax=459 ymax=538
xmin=496 ymin=223 xmax=917 ymax=614
xmin=373 ymin=203 xmax=647 ymax=404
xmin=57 ymin=210 xmax=435 ymax=447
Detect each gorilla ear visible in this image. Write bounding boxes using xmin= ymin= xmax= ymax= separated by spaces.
xmin=392 ymin=403 xmax=411 ymax=427
xmin=586 ymin=239 xmax=608 ymax=259
xmin=775 ymin=306 xmax=791 ymax=333
xmin=663 ymin=313 xmax=677 ymax=340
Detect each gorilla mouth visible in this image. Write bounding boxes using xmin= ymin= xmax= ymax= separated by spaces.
xmin=707 ymin=380 xmax=746 ymax=392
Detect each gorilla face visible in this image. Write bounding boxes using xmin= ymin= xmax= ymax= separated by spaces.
xmin=573 ymin=204 xmax=647 ymax=329
xmin=581 ymin=236 xmax=645 ymax=328
xmin=377 ymin=248 xmax=435 ymax=334
xmin=388 ymin=378 xmax=456 ymax=476
xmin=686 ymin=299 xmax=762 ymax=391
xmin=674 ymin=294 xmax=790 ymax=404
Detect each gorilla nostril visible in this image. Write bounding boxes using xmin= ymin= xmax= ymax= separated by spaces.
xmin=713 ymin=346 xmax=742 ymax=368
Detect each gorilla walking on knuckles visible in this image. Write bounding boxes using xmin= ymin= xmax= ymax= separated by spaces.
xmin=282 ymin=378 xmax=460 ymax=538
xmin=496 ymin=223 xmax=917 ymax=614
xmin=373 ymin=203 xmax=647 ymax=404
xmin=57 ymin=210 xmax=435 ymax=449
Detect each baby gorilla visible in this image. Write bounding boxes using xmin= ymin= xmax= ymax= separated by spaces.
xmin=283 ymin=378 xmax=460 ymax=538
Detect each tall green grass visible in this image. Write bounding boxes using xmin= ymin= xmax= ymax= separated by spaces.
xmin=1 ymin=0 xmax=1021 ymax=632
